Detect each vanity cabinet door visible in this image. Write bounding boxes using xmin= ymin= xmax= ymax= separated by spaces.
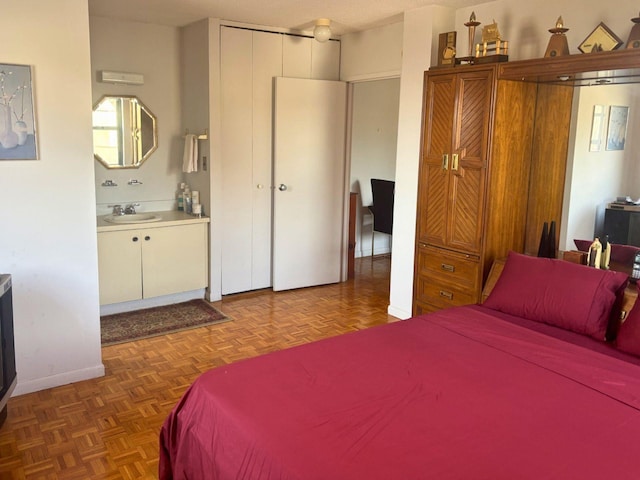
xmin=97 ymin=230 xmax=143 ymax=305
xmin=141 ymin=223 xmax=208 ymax=299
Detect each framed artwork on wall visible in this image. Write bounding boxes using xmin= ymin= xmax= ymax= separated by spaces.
xmin=0 ymin=63 xmax=38 ymax=160
xmin=606 ymin=105 xmax=629 ymax=151
xmin=589 ymin=104 xmax=605 ymax=152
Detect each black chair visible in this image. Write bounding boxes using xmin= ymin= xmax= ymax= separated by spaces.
xmin=368 ymin=179 xmax=395 ymax=255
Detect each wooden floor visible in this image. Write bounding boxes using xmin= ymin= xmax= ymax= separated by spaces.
xmin=0 ymin=256 xmax=394 ymax=479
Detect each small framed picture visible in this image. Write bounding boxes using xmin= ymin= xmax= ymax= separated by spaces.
xmin=578 ymin=22 xmax=623 ymax=53
xmin=606 ymin=105 xmax=629 ymax=151
xmin=0 ymin=63 xmax=38 ymax=160
xmin=589 ymin=104 xmax=605 ymax=152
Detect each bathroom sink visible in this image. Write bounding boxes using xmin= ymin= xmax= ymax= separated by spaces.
xmin=104 ymin=213 xmax=162 ymax=224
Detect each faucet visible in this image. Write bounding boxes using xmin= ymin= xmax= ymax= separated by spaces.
xmin=109 ymin=204 xmax=125 ymax=216
xmin=124 ymin=203 xmax=140 ymax=214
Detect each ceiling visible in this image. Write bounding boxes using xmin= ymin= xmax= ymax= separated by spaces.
xmin=87 ymin=0 xmax=477 ymax=36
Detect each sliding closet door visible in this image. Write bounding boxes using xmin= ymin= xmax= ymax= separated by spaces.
xmin=273 ymin=77 xmax=347 ymax=291
xmin=220 ymin=28 xmax=282 ymax=295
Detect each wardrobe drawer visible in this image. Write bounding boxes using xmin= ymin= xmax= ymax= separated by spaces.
xmin=416 ymin=244 xmax=480 ymax=291
xmin=414 ymin=275 xmax=478 ymax=310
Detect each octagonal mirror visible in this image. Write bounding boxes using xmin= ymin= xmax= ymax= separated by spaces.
xmin=92 ymin=95 xmax=157 ymax=169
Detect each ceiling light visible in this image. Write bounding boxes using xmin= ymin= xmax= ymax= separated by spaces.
xmin=314 ymin=19 xmax=331 ymax=43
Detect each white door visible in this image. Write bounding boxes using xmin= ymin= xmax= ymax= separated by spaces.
xmin=273 ymin=77 xmax=347 ymax=291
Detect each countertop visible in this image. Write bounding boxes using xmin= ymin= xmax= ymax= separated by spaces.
xmin=97 ymin=210 xmax=210 ymax=232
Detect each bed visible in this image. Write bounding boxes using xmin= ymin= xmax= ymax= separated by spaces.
xmin=159 ymin=252 xmax=640 ymax=479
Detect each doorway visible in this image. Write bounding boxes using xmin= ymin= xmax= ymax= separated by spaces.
xmin=348 ymin=78 xmax=401 ymax=259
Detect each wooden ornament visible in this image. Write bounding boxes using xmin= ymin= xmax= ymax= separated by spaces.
xmin=545 ymin=16 xmax=570 ymax=57
xmin=627 ymin=12 xmax=640 ymax=49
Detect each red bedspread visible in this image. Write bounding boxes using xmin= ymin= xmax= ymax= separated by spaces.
xmin=159 ymin=305 xmax=640 ymax=479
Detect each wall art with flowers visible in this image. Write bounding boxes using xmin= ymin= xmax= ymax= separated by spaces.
xmin=0 ymin=63 xmax=37 ymax=160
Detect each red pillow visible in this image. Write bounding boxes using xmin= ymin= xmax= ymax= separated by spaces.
xmin=616 ymin=284 xmax=640 ymax=356
xmin=484 ymin=252 xmax=628 ymax=340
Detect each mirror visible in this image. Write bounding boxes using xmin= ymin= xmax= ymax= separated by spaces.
xmin=92 ymin=95 xmax=157 ymax=169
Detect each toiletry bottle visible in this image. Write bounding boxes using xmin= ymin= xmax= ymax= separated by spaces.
xmin=177 ymin=183 xmax=185 ymax=211
xmin=184 ymin=187 xmax=192 ymax=214
xmin=192 ymin=190 xmax=200 ymax=206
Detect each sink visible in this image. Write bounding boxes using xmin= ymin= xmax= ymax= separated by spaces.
xmin=104 ymin=213 xmax=162 ymax=224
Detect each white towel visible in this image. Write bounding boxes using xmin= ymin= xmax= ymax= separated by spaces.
xmin=182 ymin=134 xmax=198 ymax=173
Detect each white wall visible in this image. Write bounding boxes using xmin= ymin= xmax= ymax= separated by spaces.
xmin=455 ymin=1 xmax=638 ymax=61
xmin=561 ymin=84 xmax=640 ymax=250
xmin=350 ymin=78 xmax=400 ymax=257
xmin=341 ymin=22 xmax=403 ymax=81
xmin=0 ymin=0 xmax=104 ymax=395
xmin=90 ymin=16 xmax=183 ymax=215
xmin=181 ymin=19 xmax=215 ymax=299
xmin=389 ymin=5 xmax=455 ymax=319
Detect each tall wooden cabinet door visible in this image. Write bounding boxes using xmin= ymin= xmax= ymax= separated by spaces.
xmin=416 ymin=73 xmax=456 ymax=247
xmin=447 ymin=70 xmax=494 ymax=254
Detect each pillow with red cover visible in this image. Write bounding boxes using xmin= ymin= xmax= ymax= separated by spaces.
xmin=484 ymin=251 xmax=628 ymax=340
xmin=616 ymin=284 xmax=640 ymax=356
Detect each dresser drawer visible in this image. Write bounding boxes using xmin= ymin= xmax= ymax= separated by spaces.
xmin=416 ymin=244 xmax=480 ymax=291
xmin=414 ymin=275 xmax=478 ymax=310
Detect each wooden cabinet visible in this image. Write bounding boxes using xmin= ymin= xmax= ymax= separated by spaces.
xmin=413 ymin=63 xmax=571 ymax=314
xmin=98 ymin=223 xmax=208 ymax=305
xmin=417 ymin=69 xmax=493 ymax=254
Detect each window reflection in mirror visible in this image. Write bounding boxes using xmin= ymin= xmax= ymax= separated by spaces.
xmin=92 ymin=95 xmax=157 ymax=169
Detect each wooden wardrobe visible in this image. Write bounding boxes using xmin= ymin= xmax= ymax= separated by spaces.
xmin=413 ymin=62 xmax=572 ymax=315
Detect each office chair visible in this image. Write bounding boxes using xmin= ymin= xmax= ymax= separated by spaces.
xmin=368 ymin=179 xmax=395 ymax=256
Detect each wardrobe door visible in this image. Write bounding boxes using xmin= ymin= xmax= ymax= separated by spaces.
xmin=446 ymin=69 xmax=493 ymax=254
xmin=416 ymin=73 xmax=455 ymax=248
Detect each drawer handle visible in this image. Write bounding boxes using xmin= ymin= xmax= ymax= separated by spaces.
xmin=440 ymin=291 xmax=453 ymax=300
xmin=132 ymin=236 xmax=139 ymax=242
xmin=441 ymin=263 xmax=455 ymax=272
xmin=452 ymin=153 xmax=459 ymax=171
xmin=144 ymin=236 xmax=151 ymax=241
xmin=442 ymin=154 xmax=449 ymax=170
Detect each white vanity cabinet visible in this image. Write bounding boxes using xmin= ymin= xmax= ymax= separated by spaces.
xmin=97 ymin=216 xmax=208 ymax=305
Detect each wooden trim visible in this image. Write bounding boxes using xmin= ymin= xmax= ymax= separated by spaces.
xmin=498 ymin=48 xmax=640 ymax=85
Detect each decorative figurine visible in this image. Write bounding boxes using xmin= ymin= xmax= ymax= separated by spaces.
xmin=627 ymin=12 xmax=640 ymax=49
xmin=474 ymin=18 xmax=509 ymax=61
xmin=465 ymin=12 xmax=481 ymax=57
xmin=545 ymin=16 xmax=570 ymax=57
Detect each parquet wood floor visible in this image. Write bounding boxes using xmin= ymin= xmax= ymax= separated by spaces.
xmin=0 ymin=256 xmax=394 ymax=479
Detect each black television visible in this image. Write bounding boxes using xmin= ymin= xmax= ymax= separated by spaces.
xmin=0 ymin=274 xmax=16 ymax=428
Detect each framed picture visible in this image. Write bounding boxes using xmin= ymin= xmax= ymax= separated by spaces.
xmin=579 ymin=23 xmax=623 ymax=53
xmin=606 ymin=105 xmax=629 ymax=151
xmin=589 ymin=104 xmax=605 ymax=152
xmin=0 ymin=63 xmax=38 ymax=160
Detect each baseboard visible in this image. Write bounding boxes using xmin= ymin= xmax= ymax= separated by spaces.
xmin=100 ymin=289 xmax=206 ymax=315
xmin=12 ymin=363 xmax=106 ymax=396
xmin=388 ymin=304 xmax=411 ymax=320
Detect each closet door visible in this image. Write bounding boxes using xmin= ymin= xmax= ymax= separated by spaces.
xmin=221 ymin=28 xmax=284 ymax=294
xmin=251 ymin=31 xmax=283 ymax=289
xmin=221 ymin=27 xmax=253 ymax=294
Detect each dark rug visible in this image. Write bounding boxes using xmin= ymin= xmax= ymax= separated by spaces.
xmin=101 ymin=299 xmax=230 ymax=346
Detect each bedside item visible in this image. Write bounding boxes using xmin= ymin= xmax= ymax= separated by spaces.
xmin=587 ymin=237 xmax=602 ymax=268
xmin=545 ymin=16 xmax=570 ymax=57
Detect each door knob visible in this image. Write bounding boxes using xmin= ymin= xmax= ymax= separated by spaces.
xmin=278 ymin=184 xmax=287 ymax=191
